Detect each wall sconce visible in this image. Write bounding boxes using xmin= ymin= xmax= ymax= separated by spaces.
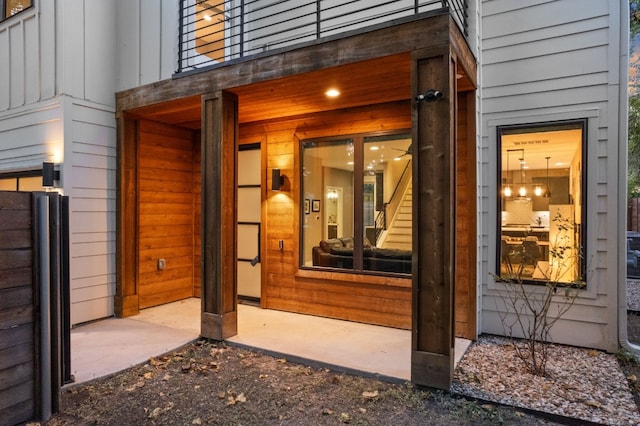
xmin=42 ymin=162 xmax=60 ymax=187
xmin=271 ymin=168 xmax=285 ymax=191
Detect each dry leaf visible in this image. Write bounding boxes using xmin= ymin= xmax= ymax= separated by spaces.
xmin=587 ymin=349 xmax=600 ymax=357
xmin=192 ymin=418 xmax=202 ymax=425
xmin=339 ymin=412 xmax=350 ymax=423
xmin=143 ymin=372 xmax=152 ymax=380
xmin=361 ymin=390 xmax=379 ymax=399
xmin=629 ymin=374 xmax=637 ymax=382
xmin=236 ymin=393 xmax=247 ymax=403
xmin=322 ymin=408 xmax=334 ymax=415
xmin=359 ymin=408 xmax=367 ymax=414
xmin=277 ymin=358 xmax=287 ymax=363
xmin=226 ymin=396 xmax=237 ymax=406
xmin=181 ymin=362 xmax=192 ymax=373
xmin=217 ymin=391 xmax=226 ymax=399
xmin=125 ymin=380 xmax=145 ymax=392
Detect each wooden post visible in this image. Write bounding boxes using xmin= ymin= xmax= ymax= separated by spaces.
xmin=115 ymin=113 xmax=139 ymax=317
xmin=411 ymin=50 xmax=456 ymax=390
xmin=201 ymin=91 xmax=238 ymax=340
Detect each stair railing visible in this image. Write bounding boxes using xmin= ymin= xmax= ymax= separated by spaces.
xmin=373 ymin=160 xmax=411 ymax=245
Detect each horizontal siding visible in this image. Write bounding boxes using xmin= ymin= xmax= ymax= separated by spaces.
xmin=479 ymin=0 xmax=623 ymax=351
xmin=0 ymin=101 xmax=63 ymax=171
xmin=66 ymin=100 xmax=117 ymax=325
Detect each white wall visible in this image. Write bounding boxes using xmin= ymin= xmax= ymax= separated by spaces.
xmin=478 ymin=0 xmax=626 ymax=352
xmin=0 ymin=1 xmax=118 ymax=325
xmin=116 ymin=0 xmax=178 ymax=91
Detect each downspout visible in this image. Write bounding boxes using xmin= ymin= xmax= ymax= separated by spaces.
xmin=619 ymin=0 xmax=640 ymax=355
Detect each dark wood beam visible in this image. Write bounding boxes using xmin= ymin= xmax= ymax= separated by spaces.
xmin=116 ymin=14 xmax=452 ymax=112
xmin=201 ymin=91 xmax=238 ymax=340
xmin=411 ymin=49 xmax=456 ymax=390
xmin=115 ymin=113 xmax=139 ymax=317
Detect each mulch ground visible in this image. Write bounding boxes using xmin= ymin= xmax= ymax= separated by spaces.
xmin=45 ymin=339 xmax=559 ymax=426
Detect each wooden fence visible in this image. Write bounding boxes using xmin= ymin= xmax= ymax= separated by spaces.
xmin=0 ymin=191 xmax=69 ymax=425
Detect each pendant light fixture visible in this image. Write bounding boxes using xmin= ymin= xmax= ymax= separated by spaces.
xmin=518 ymin=149 xmax=526 ymax=197
xmin=503 ymin=150 xmax=512 ymax=197
xmin=544 ymin=156 xmax=552 ymax=198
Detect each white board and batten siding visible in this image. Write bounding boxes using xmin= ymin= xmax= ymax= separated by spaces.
xmin=0 ymin=2 xmax=121 ymax=324
xmin=117 ymin=0 xmax=179 ymax=91
xmin=478 ymin=0 xmax=626 ymax=352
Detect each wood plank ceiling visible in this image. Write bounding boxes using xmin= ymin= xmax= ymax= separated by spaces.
xmin=127 ymin=53 xmax=473 ymax=128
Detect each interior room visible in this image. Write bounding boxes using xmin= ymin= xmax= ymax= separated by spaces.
xmin=498 ymin=123 xmax=584 ymax=283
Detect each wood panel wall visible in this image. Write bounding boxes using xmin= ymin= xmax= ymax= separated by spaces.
xmin=240 ymin=97 xmax=476 ymax=333
xmin=240 ymin=101 xmax=414 ymax=329
xmin=0 ymin=191 xmax=35 ymax=425
xmin=455 ymin=92 xmax=477 ymax=340
xmin=137 ymin=120 xmax=199 ymax=308
xmin=193 ymin=131 xmax=202 ymax=297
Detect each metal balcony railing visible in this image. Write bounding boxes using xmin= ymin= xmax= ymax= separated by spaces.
xmin=178 ymin=0 xmax=467 ymax=73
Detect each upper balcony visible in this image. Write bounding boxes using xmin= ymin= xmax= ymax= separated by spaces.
xmin=178 ymin=0 xmax=468 ymax=74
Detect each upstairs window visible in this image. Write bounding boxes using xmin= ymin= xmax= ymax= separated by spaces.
xmin=2 ymin=0 xmax=32 ymax=21
xmin=301 ymin=131 xmax=413 ymax=276
xmin=497 ymin=120 xmax=586 ymax=285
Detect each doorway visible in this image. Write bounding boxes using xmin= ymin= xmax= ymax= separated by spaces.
xmin=237 ymin=143 xmax=262 ymax=302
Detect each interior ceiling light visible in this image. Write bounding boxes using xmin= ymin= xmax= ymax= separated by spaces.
xmin=203 ymin=14 xmax=212 ymax=21
xmin=325 ymin=88 xmax=340 ymax=98
xmin=369 ymin=146 xmax=379 ymax=151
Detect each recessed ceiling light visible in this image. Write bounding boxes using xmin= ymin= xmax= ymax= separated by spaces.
xmin=203 ymin=14 xmax=212 ymax=21
xmin=347 ymin=161 xmax=354 ymax=165
xmin=325 ymin=88 xmax=340 ymax=98
xmin=369 ymin=146 xmax=379 ymax=151
xmin=394 ymin=157 xmax=401 ymax=161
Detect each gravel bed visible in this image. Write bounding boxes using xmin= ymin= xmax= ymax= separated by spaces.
xmin=629 ymin=279 xmax=640 ymax=311
xmin=452 ymin=335 xmax=640 ymax=425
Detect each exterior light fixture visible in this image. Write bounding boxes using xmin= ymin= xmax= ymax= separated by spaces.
xmin=42 ymin=162 xmax=60 ymax=187
xmin=271 ymin=168 xmax=285 ymax=191
xmin=325 ymin=88 xmax=340 ymax=98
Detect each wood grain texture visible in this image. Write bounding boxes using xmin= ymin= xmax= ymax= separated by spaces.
xmin=137 ymin=119 xmax=197 ymax=309
xmin=0 ymin=191 xmax=35 ymax=425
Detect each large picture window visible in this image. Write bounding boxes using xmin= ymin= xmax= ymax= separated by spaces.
xmin=497 ymin=120 xmax=586 ymax=284
xmin=301 ymin=131 xmax=412 ymax=275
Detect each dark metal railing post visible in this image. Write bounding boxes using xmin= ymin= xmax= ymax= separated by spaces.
xmin=316 ymin=0 xmax=321 ymax=38
xmin=178 ymin=0 xmax=185 ymax=73
xmin=240 ymin=0 xmax=245 ymax=57
xmin=177 ymin=0 xmax=469 ymax=72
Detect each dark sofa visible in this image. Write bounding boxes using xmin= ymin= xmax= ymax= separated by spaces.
xmin=312 ymin=237 xmax=411 ymax=274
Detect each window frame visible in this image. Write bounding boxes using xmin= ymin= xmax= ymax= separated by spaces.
xmin=1 ymin=0 xmax=33 ymax=22
xmin=0 ymin=168 xmax=43 ymax=191
xmin=299 ymin=129 xmax=412 ymax=278
xmin=496 ymin=119 xmax=588 ymax=286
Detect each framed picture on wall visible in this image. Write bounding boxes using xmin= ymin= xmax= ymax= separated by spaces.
xmin=304 ymin=199 xmax=310 ymax=214
xmin=312 ymin=199 xmax=320 ymax=212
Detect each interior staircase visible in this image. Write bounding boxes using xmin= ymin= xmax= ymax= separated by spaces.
xmin=381 ymin=183 xmax=412 ymax=251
